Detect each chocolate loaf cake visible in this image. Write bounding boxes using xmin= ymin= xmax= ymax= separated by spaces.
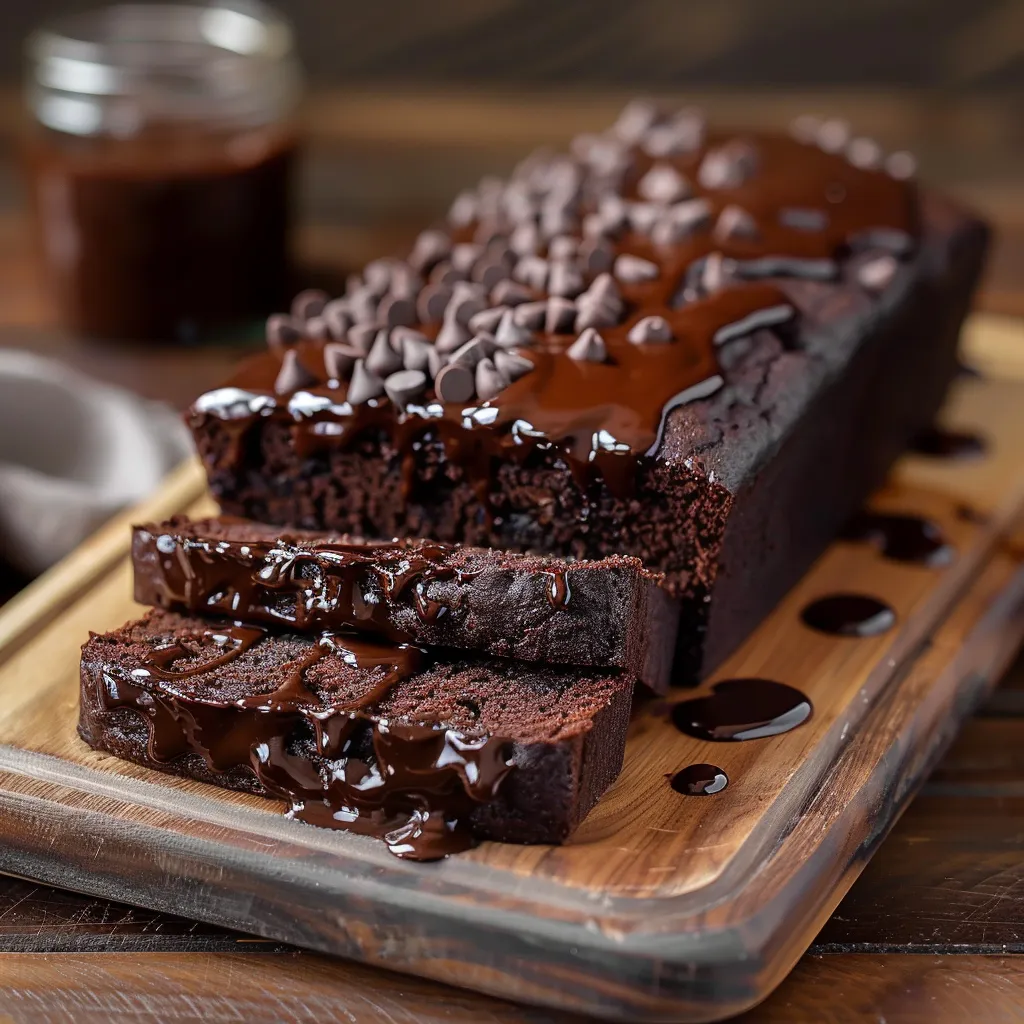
xmin=187 ymin=104 xmax=989 ymax=678
xmin=132 ymin=515 xmax=678 ymax=691
xmin=79 ymin=610 xmax=633 ymax=859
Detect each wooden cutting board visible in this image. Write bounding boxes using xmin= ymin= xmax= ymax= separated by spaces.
xmin=1 ymin=338 xmax=1023 ymax=1021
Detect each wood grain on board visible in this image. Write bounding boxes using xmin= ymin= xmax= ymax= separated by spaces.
xmin=0 ymin=368 xmax=1023 ymax=1019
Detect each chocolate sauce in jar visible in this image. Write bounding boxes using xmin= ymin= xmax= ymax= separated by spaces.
xmin=670 ymin=764 xmax=728 ymax=795
xmin=671 ymin=679 xmax=812 ymax=741
xmin=910 ymin=427 xmax=987 ymax=460
xmin=842 ymin=511 xmax=954 ymax=567
xmin=24 ymin=5 xmax=302 ymax=343
xmin=801 ymin=594 xmax=896 ymax=637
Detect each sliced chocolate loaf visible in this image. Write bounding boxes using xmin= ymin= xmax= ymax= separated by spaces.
xmin=79 ymin=610 xmax=633 ymax=859
xmin=133 ymin=516 xmax=678 ymax=692
xmin=187 ymin=104 xmax=989 ymax=679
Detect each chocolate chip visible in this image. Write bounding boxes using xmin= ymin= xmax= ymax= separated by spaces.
xmin=377 ymin=294 xmax=417 ymax=328
xmin=494 ymin=309 xmax=532 ymax=348
xmin=266 ymin=313 xmax=304 ymax=350
xmin=847 ymin=137 xmax=883 ymax=169
xmin=290 ymin=288 xmax=328 ymax=321
xmin=638 ymin=163 xmax=691 ymax=204
xmin=400 ymin=335 xmax=434 ymax=374
xmin=548 ymin=261 xmax=585 ymax=299
xmin=582 ymin=211 xmax=613 ymax=239
xmin=574 ymin=303 xmax=618 ymax=332
xmin=513 ymin=301 xmax=547 ymax=330
xmin=347 ymin=323 xmax=378 ymax=355
xmin=347 ymin=359 xmax=386 ymax=405
xmin=545 ymin=297 xmax=577 ymax=334
xmin=322 ymin=299 xmax=352 ymax=341
xmin=391 ymin=326 xmax=429 ymax=346
xmin=429 ymin=262 xmax=463 ymax=286
xmin=389 ymin=263 xmax=422 ymax=301
xmin=323 ymin=342 xmax=360 ymax=380
xmin=857 ymin=254 xmax=898 ymax=292
xmin=779 ymin=207 xmax=829 ymax=232
xmin=598 ymin=194 xmax=629 ymax=231
xmin=885 ymin=151 xmax=916 ymax=180
xmin=409 ymin=229 xmax=452 ymax=272
xmin=580 ymin=272 xmax=623 ymax=313
xmin=427 ymin=346 xmax=447 ymax=379
xmin=701 ymin=252 xmax=734 ymax=294
xmin=579 ymin=236 xmax=615 ymax=275
xmin=435 ymin=318 xmax=471 ymax=354
xmin=469 ymin=306 xmax=508 ymax=334
xmin=491 ymin=279 xmax=534 ymax=307
xmin=510 ymin=222 xmax=542 ymax=257
xmin=346 ymin=287 xmax=378 ymax=325
xmin=363 ymin=259 xmax=394 ymax=298
xmin=513 ymin=255 xmax=549 ymax=291
xmin=451 ymin=243 xmax=483 ymax=275
xmin=305 ymin=316 xmax=331 ymax=340
xmin=364 ymin=329 xmax=403 ymax=378
xmin=567 ymin=327 xmax=608 ymax=362
xmin=614 ymin=253 xmax=659 ymax=283
xmin=417 ymin=283 xmax=453 ymax=324
xmin=816 ymin=119 xmax=851 ymax=153
xmin=627 ymin=316 xmax=674 ymax=344
xmin=471 ymin=258 xmax=509 ymax=290
xmin=642 ymin=109 xmax=705 ymax=157
xmin=446 ymin=282 xmax=487 ymax=327
xmin=448 ymin=191 xmax=478 ymax=227
xmin=384 ymin=368 xmax=427 ymax=407
xmin=697 ymin=140 xmax=759 ymax=189
xmin=651 ymin=198 xmax=713 ymax=245
xmin=494 ymin=349 xmax=534 ymax=382
xmin=548 ymin=236 xmax=577 ymax=261
xmin=451 ymin=335 xmax=498 ymax=368
xmin=713 ymin=205 xmax=760 ymax=243
xmin=274 ymin=349 xmax=318 ymax=394
xmin=611 ymin=99 xmax=661 ymax=143
xmin=434 ymin=362 xmax=475 ymax=404
xmin=540 ymin=201 xmax=575 ymax=239
xmin=475 ymin=357 xmax=509 ymax=402
xmin=627 ymin=201 xmax=661 ymax=235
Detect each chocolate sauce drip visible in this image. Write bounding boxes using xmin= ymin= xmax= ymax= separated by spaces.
xmin=910 ymin=427 xmax=986 ymax=460
xmin=670 ymin=763 xmax=728 ymax=795
xmin=842 ymin=511 xmax=955 ymax=567
xmin=801 ymin=594 xmax=896 ymax=637
xmin=671 ymin=679 xmax=812 ymax=741
xmin=139 ymin=529 xmax=459 ymax=643
xmin=101 ymin=623 xmax=512 ymax=860
xmin=190 ymin=129 xmax=916 ymax=504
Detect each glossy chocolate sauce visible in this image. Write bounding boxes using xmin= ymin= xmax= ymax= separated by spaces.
xmin=190 ymin=129 xmax=916 ymax=501
xmin=670 ymin=764 xmax=728 ymax=795
xmin=671 ymin=679 xmax=812 ymax=741
xmin=98 ymin=623 xmax=513 ymax=860
xmin=26 ymin=127 xmax=296 ymax=342
xmin=801 ymin=594 xmax=896 ymax=637
xmin=910 ymin=427 xmax=986 ymax=460
xmin=842 ymin=511 xmax=955 ymax=567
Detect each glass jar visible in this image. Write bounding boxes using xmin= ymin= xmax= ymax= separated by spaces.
xmin=23 ymin=2 xmax=303 ymax=343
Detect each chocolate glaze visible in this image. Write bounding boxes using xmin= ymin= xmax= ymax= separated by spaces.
xmin=801 ymin=594 xmax=896 ymax=637
xmin=670 ymin=763 xmax=728 ymax=795
xmin=671 ymin=679 xmax=812 ymax=741
xmin=99 ymin=622 xmax=512 ymax=860
xmin=842 ymin=511 xmax=955 ymax=567
xmin=189 ymin=129 xmax=916 ymax=502
xmin=910 ymin=427 xmax=986 ymax=460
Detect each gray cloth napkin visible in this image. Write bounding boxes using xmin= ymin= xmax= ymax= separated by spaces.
xmin=0 ymin=349 xmax=192 ymax=576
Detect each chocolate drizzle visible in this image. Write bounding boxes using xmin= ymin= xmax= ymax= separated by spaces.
xmin=101 ymin=622 xmax=513 ymax=860
xmin=189 ymin=123 xmax=917 ymax=505
xmin=842 ymin=511 xmax=955 ymax=567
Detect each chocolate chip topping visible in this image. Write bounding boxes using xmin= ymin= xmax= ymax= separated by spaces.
xmin=638 ymin=163 xmax=691 ymax=204
xmin=857 ymin=254 xmax=899 ymax=292
xmin=475 ymin=357 xmax=509 ymax=401
xmin=266 ymin=313 xmax=303 ymax=350
xmin=274 ymin=349 xmax=317 ymax=395
xmin=322 ymin=299 xmax=352 ymax=340
xmin=384 ymin=369 xmax=428 ymax=407
xmin=365 ymin=330 xmax=403 ymax=378
xmin=494 ymin=309 xmax=532 ymax=348
xmin=417 ymin=283 xmax=453 ymax=324
xmin=494 ymin=349 xmax=534 ymax=382
xmin=323 ymin=343 xmax=360 ymax=380
xmin=347 ymin=360 xmax=386 ymax=406
xmin=347 ymin=323 xmax=378 ymax=355
xmin=434 ymin=363 xmax=475 ymax=404
xmin=698 ymin=139 xmax=759 ymax=189
xmin=567 ymin=327 xmax=608 ymax=363
xmin=713 ymin=205 xmax=760 ymax=242
xmin=614 ymin=253 xmax=659 ymax=283
xmin=627 ymin=316 xmax=674 ymax=345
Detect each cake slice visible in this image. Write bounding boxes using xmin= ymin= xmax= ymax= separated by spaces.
xmin=133 ymin=516 xmax=678 ymax=692
xmin=79 ymin=609 xmax=633 ymax=859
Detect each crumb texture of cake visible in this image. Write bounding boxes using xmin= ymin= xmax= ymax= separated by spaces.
xmin=132 ymin=515 xmax=677 ymax=692
xmin=186 ymin=102 xmax=989 ymax=680
xmin=79 ymin=610 xmax=634 ymax=858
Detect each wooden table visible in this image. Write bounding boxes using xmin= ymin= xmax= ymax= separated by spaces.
xmin=0 ymin=92 xmax=1023 ymax=1022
